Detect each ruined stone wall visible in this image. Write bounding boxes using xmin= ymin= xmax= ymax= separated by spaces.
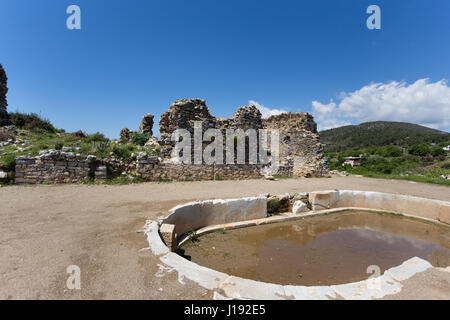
xmin=136 ymin=154 xmax=292 ymax=181
xmin=14 ymin=151 xmax=293 ymax=184
xmin=137 ymin=162 xmax=262 ymax=181
xmin=12 ymin=98 xmax=327 ymax=184
xmin=159 ymin=99 xmax=217 ymax=158
xmin=263 ymin=113 xmax=328 ymax=177
xmin=139 ymin=114 xmax=154 ymax=136
xmin=13 ymin=151 xmax=116 ymax=184
xmin=15 ymin=153 xmax=94 ymax=184
xmin=159 ymin=99 xmax=328 ymax=176
xmin=0 ymin=64 xmax=8 ymax=125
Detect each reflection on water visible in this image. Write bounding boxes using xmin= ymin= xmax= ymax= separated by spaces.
xmin=179 ymin=211 xmax=450 ymax=286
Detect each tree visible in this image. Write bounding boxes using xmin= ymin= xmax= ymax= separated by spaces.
xmin=431 ymin=146 xmax=446 ymax=157
xmin=408 ymin=144 xmax=430 ymax=157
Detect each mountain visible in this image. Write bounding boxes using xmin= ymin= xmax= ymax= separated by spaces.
xmin=319 ymin=121 xmax=450 ymax=153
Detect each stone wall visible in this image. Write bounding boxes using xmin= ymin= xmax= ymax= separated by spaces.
xmin=136 ymin=153 xmax=293 ymax=181
xmin=13 ymin=151 xmax=294 ymax=184
xmin=159 ymin=99 xmax=218 ymax=158
xmin=158 ymin=99 xmax=328 ymax=177
xmin=9 ymin=98 xmax=328 ymax=184
xmin=14 ymin=152 xmax=96 ymax=184
xmin=0 ymin=64 xmax=8 ymax=125
xmin=139 ymin=114 xmax=154 ymax=136
xmin=263 ymin=113 xmax=328 ymax=177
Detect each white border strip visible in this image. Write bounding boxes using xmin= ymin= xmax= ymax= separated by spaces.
xmin=143 ymin=190 xmax=449 ymax=300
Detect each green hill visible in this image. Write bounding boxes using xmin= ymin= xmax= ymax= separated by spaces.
xmin=320 ymin=121 xmax=450 ymax=153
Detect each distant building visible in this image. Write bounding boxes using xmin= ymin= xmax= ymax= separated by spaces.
xmin=443 ymin=145 xmax=450 ymax=152
xmin=343 ymin=156 xmax=361 ymax=167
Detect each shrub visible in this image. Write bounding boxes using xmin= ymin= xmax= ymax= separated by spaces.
xmin=341 ymin=149 xmax=362 ymax=157
xmin=54 ymin=142 xmax=63 ymax=150
xmin=111 ymin=144 xmax=135 ymax=159
xmin=84 ymin=132 xmax=109 ymax=143
xmin=35 ymin=140 xmax=50 ymax=150
xmin=9 ymin=112 xmax=56 ymax=133
xmin=430 ymin=146 xmax=446 ymax=157
xmin=267 ymin=199 xmax=281 ymax=214
xmin=354 ymin=156 xmax=395 ymax=174
xmin=424 ymin=167 xmax=450 ymax=179
xmin=131 ymin=132 xmax=150 ymax=146
xmin=94 ymin=141 xmax=111 ymax=158
xmin=0 ymin=117 xmax=10 ymax=126
xmin=0 ymin=154 xmax=16 ymax=171
xmin=378 ymin=146 xmax=402 ymax=157
xmin=408 ymin=144 xmax=430 ymax=157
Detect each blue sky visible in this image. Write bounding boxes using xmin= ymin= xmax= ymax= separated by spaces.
xmin=1 ymin=0 xmax=449 ymax=138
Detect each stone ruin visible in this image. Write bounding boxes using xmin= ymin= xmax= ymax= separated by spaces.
xmin=119 ymin=114 xmax=155 ymax=143
xmin=119 ymin=127 xmax=131 ymax=142
xmin=139 ymin=114 xmax=154 ymax=136
xmin=8 ymin=98 xmax=328 ymax=185
xmin=158 ymin=99 xmax=328 ymax=177
xmin=0 ymin=64 xmax=8 ymax=125
xmin=263 ymin=113 xmax=328 ymax=176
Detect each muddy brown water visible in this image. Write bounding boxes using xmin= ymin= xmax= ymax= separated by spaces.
xmin=179 ymin=211 xmax=450 ymax=286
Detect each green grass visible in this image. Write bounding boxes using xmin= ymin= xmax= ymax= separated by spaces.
xmin=328 ymin=145 xmax=449 ymax=186
xmin=8 ymin=112 xmax=56 ymax=133
xmin=0 ymin=154 xmax=15 ymax=171
xmin=360 ymin=172 xmax=450 ymax=186
xmin=131 ymin=132 xmax=150 ymax=146
xmin=0 ymin=128 xmax=161 ymax=163
xmin=267 ymin=199 xmax=281 ymax=213
xmin=187 ymin=230 xmax=199 ymax=243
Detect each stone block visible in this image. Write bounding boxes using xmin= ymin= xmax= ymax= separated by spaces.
xmin=309 ymin=190 xmax=339 ymax=211
xmin=292 ymin=200 xmax=309 ymax=214
xmin=438 ymin=205 xmax=450 ymax=225
xmin=15 ymin=178 xmax=36 ymax=184
xmin=225 ymin=197 xmax=267 ymax=223
xmin=160 ymin=223 xmax=177 ymax=252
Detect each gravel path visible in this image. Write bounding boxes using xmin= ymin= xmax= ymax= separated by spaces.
xmin=1 ymin=176 xmax=449 ymax=299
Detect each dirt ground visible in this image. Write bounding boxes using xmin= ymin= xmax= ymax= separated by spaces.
xmin=1 ymin=176 xmax=449 ymax=300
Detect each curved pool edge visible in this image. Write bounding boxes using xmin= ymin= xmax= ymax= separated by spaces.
xmin=143 ymin=190 xmax=450 ymax=300
xmin=176 ymin=207 xmax=449 ymax=247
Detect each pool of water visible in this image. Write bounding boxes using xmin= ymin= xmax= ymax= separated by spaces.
xmin=178 ymin=211 xmax=450 ymax=286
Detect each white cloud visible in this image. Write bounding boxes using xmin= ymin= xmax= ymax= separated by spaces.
xmin=312 ymin=100 xmax=351 ymax=130
xmin=312 ymin=78 xmax=450 ymax=131
xmin=249 ymin=100 xmax=288 ymax=118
